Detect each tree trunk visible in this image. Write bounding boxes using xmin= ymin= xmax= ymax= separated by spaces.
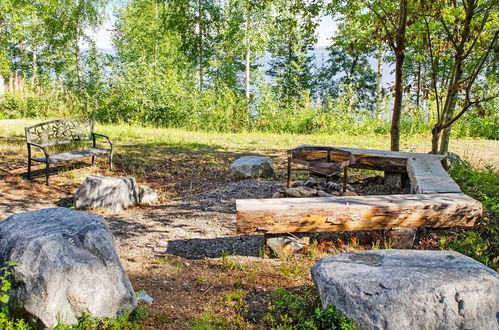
xmin=390 ymin=0 xmax=407 ymax=152
xmin=391 ymin=51 xmax=405 ymax=151
xmin=245 ymin=7 xmax=251 ymax=101
xmin=375 ymin=43 xmax=383 ymax=119
xmin=198 ymin=0 xmax=203 ymax=91
xmin=436 ymin=0 xmax=474 ymax=154
xmin=431 ymin=126 xmax=441 ymax=153
xmin=0 ymin=72 xmax=4 ymax=95
xmin=153 ymin=0 xmax=158 ymax=78
xmin=32 ymin=46 xmax=38 ymax=90
xmin=416 ymin=62 xmax=421 ymax=110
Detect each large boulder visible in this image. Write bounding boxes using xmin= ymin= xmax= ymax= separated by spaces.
xmin=230 ymin=156 xmax=276 ymax=179
xmin=74 ymin=176 xmax=139 ymax=211
xmin=311 ymin=249 xmax=498 ymax=330
xmin=0 ymin=208 xmax=137 ymax=328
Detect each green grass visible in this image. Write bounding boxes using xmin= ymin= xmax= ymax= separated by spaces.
xmin=444 ymin=162 xmax=499 ymax=270
xmin=0 ymin=119 xmax=435 ymax=154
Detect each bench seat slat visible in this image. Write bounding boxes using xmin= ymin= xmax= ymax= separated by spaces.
xmin=32 ymin=147 xmax=111 ymax=164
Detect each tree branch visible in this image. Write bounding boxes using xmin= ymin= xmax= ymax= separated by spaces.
xmin=440 ymin=94 xmax=498 ymax=130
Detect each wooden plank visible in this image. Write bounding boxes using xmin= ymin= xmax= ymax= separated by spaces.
xmin=289 ymin=145 xmax=444 ymax=173
xmin=407 ymin=157 xmax=461 ymax=194
xmin=236 ymin=193 xmax=481 ymax=234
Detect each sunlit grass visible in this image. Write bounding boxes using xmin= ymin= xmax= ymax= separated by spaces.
xmin=1 ymin=119 xmax=497 ymax=167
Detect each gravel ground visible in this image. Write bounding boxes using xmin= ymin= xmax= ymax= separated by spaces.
xmin=107 ymin=179 xmax=285 ymax=260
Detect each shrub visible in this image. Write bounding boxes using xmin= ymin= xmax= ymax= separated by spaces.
xmin=262 ymin=287 xmax=355 ymax=329
xmin=444 ymin=162 xmax=499 ymax=270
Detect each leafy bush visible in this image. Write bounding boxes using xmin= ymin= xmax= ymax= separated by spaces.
xmin=262 ymin=287 xmax=355 ymax=329
xmin=0 ymin=262 xmax=30 ymax=329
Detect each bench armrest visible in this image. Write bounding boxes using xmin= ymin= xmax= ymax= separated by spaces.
xmin=27 ymin=142 xmax=49 ymax=157
xmin=92 ymin=133 xmax=114 ymax=150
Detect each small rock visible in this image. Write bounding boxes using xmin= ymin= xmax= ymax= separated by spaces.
xmin=266 ymin=235 xmax=309 ymax=258
xmin=387 ymin=228 xmax=417 ymax=249
xmin=347 ymin=174 xmax=370 ymax=184
xmin=446 ymin=152 xmax=463 ymax=170
xmin=332 ymin=191 xmax=341 ymax=196
xmin=342 ymin=191 xmax=358 ymax=196
xmin=136 ymin=291 xmax=154 ymax=305
xmin=384 ymin=172 xmax=402 ymax=189
xmin=272 ymin=192 xmax=285 ymax=198
xmin=230 ymin=156 xmax=276 ymax=179
xmin=139 ymin=186 xmax=158 ymax=204
xmin=303 ymin=177 xmax=317 ymax=188
xmin=296 ymin=186 xmax=318 ymax=197
xmin=285 ymin=188 xmax=302 ymax=198
xmin=317 ymin=190 xmax=332 ymax=197
xmin=325 ymin=182 xmax=342 ymax=192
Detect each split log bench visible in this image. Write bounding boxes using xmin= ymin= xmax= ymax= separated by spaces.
xmin=236 ymin=193 xmax=482 ymax=234
xmin=25 ymin=119 xmax=113 ymax=185
xmin=237 ymin=146 xmax=480 ymax=236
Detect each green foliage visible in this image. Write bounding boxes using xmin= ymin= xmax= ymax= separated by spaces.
xmin=0 ymin=262 xmax=30 ymax=330
xmin=54 ymin=306 xmax=146 ymax=329
xmin=445 ymin=162 xmax=499 ymax=270
xmin=314 ymin=305 xmax=356 ymax=330
xmin=262 ymin=287 xmax=355 ymax=329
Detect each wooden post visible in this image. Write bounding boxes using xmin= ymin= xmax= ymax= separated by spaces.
xmin=287 ymin=157 xmax=292 ymax=188
xmin=342 ymin=166 xmax=348 ymax=193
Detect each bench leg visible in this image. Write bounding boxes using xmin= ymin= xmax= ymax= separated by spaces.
xmin=45 ymin=162 xmax=50 ymax=185
xmin=109 ymin=152 xmax=114 ymax=171
xmin=27 ymin=158 xmax=32 ymax=181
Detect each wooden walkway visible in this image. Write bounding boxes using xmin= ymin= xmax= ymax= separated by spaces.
xmin=237 ymin=147 xmax=479 ymax=234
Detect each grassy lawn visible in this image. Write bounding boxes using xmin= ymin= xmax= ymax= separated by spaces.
xmin=2 ymin=119 xmax=498 ymax=165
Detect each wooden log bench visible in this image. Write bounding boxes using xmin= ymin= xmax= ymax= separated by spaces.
xmin=238 ymin=146 xmax=480 ymax=239
xmin=236 ymin=193 xmax=482 ymax=234
xmin=25 ymin=119 xmax=113 ymax=185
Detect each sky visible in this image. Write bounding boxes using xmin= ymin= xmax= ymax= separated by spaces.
xmin=92 ymin=9 xmax=338 ymax=50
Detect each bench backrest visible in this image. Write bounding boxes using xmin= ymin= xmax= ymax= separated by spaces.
xmin=25 ymin=119 xmax=94 ymax=146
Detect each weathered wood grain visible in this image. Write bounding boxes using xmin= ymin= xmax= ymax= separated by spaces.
xmin=236 ymin=193 xmax=481 ymax=234
xmin=407 ymin=157 xmax=461 ymax=194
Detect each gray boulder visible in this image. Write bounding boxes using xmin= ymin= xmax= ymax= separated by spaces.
xmin=138 ymin=186 xmax=158 ymax=205
xmin=230 ymin=156 xmax=275 ymax=179
xmin=74 ymin=176 xmax=139 ymax=211
xmin=311 ymin=249 xmax=498 ymax=330
xmin=0 ymin=208 xmax=137 ymax=328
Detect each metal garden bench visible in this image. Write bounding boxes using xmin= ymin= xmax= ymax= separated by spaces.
xmin=25 ymin=119 xmax=113 ymax=185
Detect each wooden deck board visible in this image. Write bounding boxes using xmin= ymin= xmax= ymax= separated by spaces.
xmin=407 ymin=157 xmax=461 ymax=194
xmin=236 ymin=193 xmax=481 ymax=234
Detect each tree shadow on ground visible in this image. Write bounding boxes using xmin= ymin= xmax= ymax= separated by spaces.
xmin=165 ymin=236 xmax=264 ymax=259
